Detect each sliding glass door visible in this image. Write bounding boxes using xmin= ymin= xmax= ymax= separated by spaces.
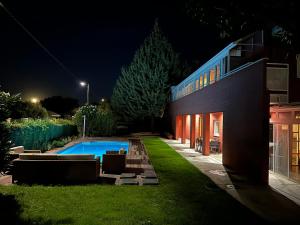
xmin=270 ymin=124 xmax=289 ymax=177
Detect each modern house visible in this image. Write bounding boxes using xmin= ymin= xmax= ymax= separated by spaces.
xmin=169 ymin=31 xmax=300 ymax=184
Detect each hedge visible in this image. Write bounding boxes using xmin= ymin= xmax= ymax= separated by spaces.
xmin=7 ymin=119 xmax=77 ymax=151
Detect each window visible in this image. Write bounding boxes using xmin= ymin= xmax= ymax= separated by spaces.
xmin=188 ymin=83 xmax=193 ymax=94
xmin=199 ymin=76 xmax=203 ymax=89
xmin=209 ymin=68 xmax=215 ymax=84
xmin=297 ymin=54 xmax=300 ymax=78
xmin=195 ymin=79 xmax=199 ymax=90
xmin=230 ymin=46 xmax=242 ymax=56
xmin=213 ymin=120 xmax=220 ymax=137
xmin=204 ymin=73 xmax=208 ymax=86
xmin=216 ymin=64 xmax=221 ymax=81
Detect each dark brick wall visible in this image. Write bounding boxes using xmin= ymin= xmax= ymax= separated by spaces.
xmin=169 ymin=59 xmax=269 ymax=184
xmin=288 ymin=54 xmax=300 ymax=102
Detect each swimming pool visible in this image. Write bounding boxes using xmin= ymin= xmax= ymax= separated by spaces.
xmin=57 ymin=141 xmax=129 ymax=159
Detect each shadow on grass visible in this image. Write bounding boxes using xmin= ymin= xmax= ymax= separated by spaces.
xmin=0 ymin=193 xmax=73 ymax=225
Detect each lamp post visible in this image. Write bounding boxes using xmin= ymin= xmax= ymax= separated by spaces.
xmin=80 ymin=81 xmax=89 ymax=139
xmin=80 ymin=81 xmax=89 ymax=105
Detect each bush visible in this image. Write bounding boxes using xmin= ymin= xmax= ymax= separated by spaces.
xmin=74 ymin=105 xmax=116 ymax=136
xmin=0 ymin=92 xmax=47 ymax=120
xmin=0 ymin=123 xmax=11 ymax=172
xmin=0 ymin=91 xmax=21 ymax=172
xmin=20 ymin=102 xmax=48 ymax=119
xmin=7 ymin=119 xmax=77 ymax=151
xmin=0 ymin=91 xmax=22 ymax=121
xmin=49 ymin=136 xmax=76 ymax=149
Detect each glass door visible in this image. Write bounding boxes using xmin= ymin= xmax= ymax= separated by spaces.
xmin=271 ymin=124 xmax=289 ymax=177
xmin=269 ymin=124 xmax=274 ymax=171
xmin=195 ymin=114 xmax=203 ymax=153
xmin=291 ymin=124 xmax=300 ymax=181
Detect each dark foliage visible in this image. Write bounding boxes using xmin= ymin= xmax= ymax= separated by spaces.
xmin=0 ymin=123 xmax=11 ymax=172
xmin=41 ymin=96 xmax=79 ymax=117
xmin=18 ymin=102 xmax=48 ymax=119
xmin=185 ymin=0 xmax=300 ymax=50
xmin=0 ymin=92 xmax=22 ymax=121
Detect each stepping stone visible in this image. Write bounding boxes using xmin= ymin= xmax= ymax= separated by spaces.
xmin=116 ymin=178 xmax=139 ymax=185
xmin=120 ymin=173 xmax=136 ymax=178
xmin=139 ymin=178 xmax=159 ymax=185
xmin=100 ymin=173 xmax=120 ymax=179
xmin=140 ymin=171 xmax=157 ymax=178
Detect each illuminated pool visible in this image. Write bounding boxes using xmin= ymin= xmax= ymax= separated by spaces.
xmin=57 ymin=141 xmax=128 ymax=159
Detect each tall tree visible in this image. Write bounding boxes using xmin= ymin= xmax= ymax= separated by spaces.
xmin=111 ymin=21 xmax=179 ymax=130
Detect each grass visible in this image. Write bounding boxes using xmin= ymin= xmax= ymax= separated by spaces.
xmin=0 ymin=137 xmax=268 ymax=225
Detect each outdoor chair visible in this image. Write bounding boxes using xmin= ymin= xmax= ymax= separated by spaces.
xmin=209 ymin=140 xmax=220 ymax=153
xmin=9 ymin=146 xmax=41 ymax=160
xmin=102 ymin=153 xmax=126 ymax=174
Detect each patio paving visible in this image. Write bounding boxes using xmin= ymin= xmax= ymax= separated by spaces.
xmin=162 ymin=138 xmax=300 ymax=224
xmin=0 ymin=175 xmax=12 ymax=186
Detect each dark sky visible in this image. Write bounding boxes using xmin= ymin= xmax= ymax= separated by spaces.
xmin=0 ymin=0 xmax=222 ymax=104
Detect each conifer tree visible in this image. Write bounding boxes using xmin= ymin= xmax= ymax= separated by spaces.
xmin=111 ymin=21 xmax=179 ymax=130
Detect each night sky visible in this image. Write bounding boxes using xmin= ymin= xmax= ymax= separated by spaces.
xmin=0 ymin=0 xmax=222 ymax=104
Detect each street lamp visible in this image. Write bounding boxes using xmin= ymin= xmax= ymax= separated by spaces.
xmin=79 ymin=81 xmax=90 ymax=139
xmin=80 ymin=81 xmax=89 ymax=105
xmin=31 ymin=98 xmax=38 ymax=104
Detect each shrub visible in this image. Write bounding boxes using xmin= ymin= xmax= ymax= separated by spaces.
xmin=7 ymin=119 xmax=77 ymax=151
xmin=0 ymin=91 xmax=22 ymax=121
xmin=0 ymin=91 xmax=21 ymax=172
xmin=0 ymin=92 xmax=47 ymax=120
xmin=49 ymin=136 xmax=76 ymax=149
xmin=20 ymin=102 xmax=48 ymax=119
xmin=0 ymin=123 xmax=11 ymax=172
xmin=74 ymin=105 xmax=116 ymax=136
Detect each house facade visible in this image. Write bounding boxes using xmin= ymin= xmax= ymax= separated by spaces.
xmin=169 ymin=31 xmax=300 ymax=184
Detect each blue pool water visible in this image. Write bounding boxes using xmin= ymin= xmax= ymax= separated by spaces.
xmin=57 ymin=141 xmax=129 ymax=159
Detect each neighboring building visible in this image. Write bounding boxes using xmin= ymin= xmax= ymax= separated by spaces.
xmin=169 ymin=31 xmax=300 ymax=184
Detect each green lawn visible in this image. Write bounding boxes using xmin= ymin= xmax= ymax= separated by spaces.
xmin=0 ymin=137 xmax=268 ymax=225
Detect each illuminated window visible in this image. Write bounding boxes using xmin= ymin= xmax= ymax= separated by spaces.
xmin=188 ymin=84 xmax=192 ymax=94
xmin=195 ymin=80 xmax=199 ymax=90
xmin=199 ymin=76 xmax=203 ymax=89
xmin=209 ymin=69 xmax=215 ymax=84
xmin=292 ymin=124 xmax=300 ymax=165
xmin=204 ymin=73 xmax=208 ymax=86
xmin=216 ymin=64 xmax=220 ymax=81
